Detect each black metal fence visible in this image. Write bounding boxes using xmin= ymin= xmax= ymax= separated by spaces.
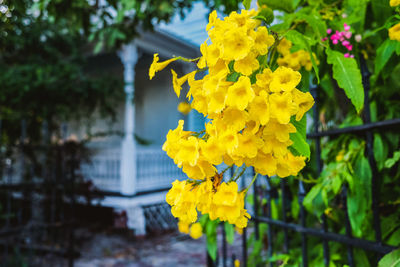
xmin=0 ymin=121 xmax=83 ymax=266
xmin=208 ymin=59 xmax=400 ymax=267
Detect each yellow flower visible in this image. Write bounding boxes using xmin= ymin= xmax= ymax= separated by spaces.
xmin=177 ymin=102 xmax=192 ymax=115
xmin=220 ymin=27 xmax=254 ymax=61
xmin=197 ymin=41 xmax=208 ymax=69
xmin=162 ymin=120 xmax=190 ymax=159
xmin=171 ymin=70 xmax=195 ymax=98
xmin=166 ymin=180 xmax=186 ymax=206
xmin=208 ymin=86 xmax=228 ymax=114
xmin=390 ymin=0 xmax=400 ymax=7
xmin=263 ymin=119 xmax=296 ymax=142
xmin=213 ymin=182 xmax=238 ymax=206
xmin=389 ymin=23 xmax=400 ymax=42
xmin=292 ymin=89 xmax=314 ymax=121
xmin=336 ymin=150 xmax=345 ymax=162
xmin=149 ymin=53 xmax=178 ymax=80
xmin=226 ymin=76 xmax=255 ymax=110
xmin=277 ymin=38 xmax=292 ymax=55
xmin=197 ymin=179 xmax=213 ymax=213
xmin=236 ymin=129 xmax=264 ymax=158
xmin=269 ymin=92 xmax=298 ymax=124
xmin=253 ymin=152 xmax=277 ymax=176
xmin=261 ymin=134 xmax=292 ymax=157
xmin=248 ymin=90 xmax=270 ymax=125
xmin=226 ymin=9 xmax=258 ymax=29
xmin=286 ymin=153 xmax=306 ymax=176
xmin=223 ymin=153 xmax=244 ymax=167
xmin=256 ymin=68 xmax=273 ymax=92
xmin=219 ymin=128 xmax=239 ymax=154
xmin=206 ymin=43 xmax=221 ymax=67
xmin=175 ymin=136 xmax=199 ymax=167
xmin=178 ymin=220 xmax=190 ymax=234
xmin=189 ymin=223 xmax=203 ymax=239
xmin=213 ymin=182 xmax=244 ymax=224
xmin=191 ymin=93 xmax=208 ymax=115
xmin=222 ymin=107 xmax=249 ymax=131
xmin=182 ymin=160 xmax=217 ymax=180
xmin=199 ymin=137 xmax=224 ymax=165
xmin=270 ymin=66 xmax=302 ymax=93
xmin=234 ymin=52 xmax=260 ymax=76
xmin=234 ymin=259 xmax=240 ymax=267
xmin=234 ymin=207 xmax=251 ymax=229
xmin=252 ymin=26 xmax=275 ymax=55
xmin=276 ymin=157 xmax=292 ymax=178
xmin=206 ymin=10 xmax=218 ymax=31
xmin=166 ymin=180 xmax=198 ymax=223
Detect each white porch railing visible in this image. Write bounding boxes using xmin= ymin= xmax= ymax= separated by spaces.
xmin=80 ymin=146 xmax=185 ymax=193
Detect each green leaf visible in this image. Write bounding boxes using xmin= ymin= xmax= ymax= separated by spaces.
xmin=243 ymin=0 xmax=251 ymax=10
xmin=258 ymin=0 xmax=301 ymax=13
xmin=206 ymin=238 xmax=218 ymax=261
xmin=326 ymin=48 xmax=364 ymax=113
xmin=224 ymin=222 xmax=235 ymax=244
xmin=347 ymin=155 xmax=372 ymax=237
xmin=296 ymin=10 xmax=327 ymax=40
xmin=303 ymin=184 xmax=324 ymax=217
xmin=375 ymin=39 xmax=397 ymax=76
xmin=253 ymin=7 xmax=274 ymax=24
xmin=378 ymin=248 xmax=400 ymax=267
xmin=373 ymin=134 xmax=385 ymax=170
xmin=289 ymin=116 xmax=310 ymax=158
xmin=354 ymin=249 xmax=371 ymax=267
xmin=285 ymin=30 xmax=320 ymax=82
xmin=226 ymin=72 xmax=240 ymax=82
xmin=385 ymin=151 xmax=400 ymax=169
xmin=205 ymin=220 xmax=219 ymax=261
xmin=396 ymin=42 xmax=400 ymax=56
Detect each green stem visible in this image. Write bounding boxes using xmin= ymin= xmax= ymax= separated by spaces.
xmin=221 ymin=164 xmax=233 ymax=175
xmin=175 ymin=56 xmax=201 ymax=62
xmin=244 ymin=173 xmax=258 ymax=192
xmin=234 ymin=166 xmax=247 ymax=182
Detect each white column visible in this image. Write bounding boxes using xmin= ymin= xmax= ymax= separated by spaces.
xmin=118 ymin=43 xmax=138 ymax=195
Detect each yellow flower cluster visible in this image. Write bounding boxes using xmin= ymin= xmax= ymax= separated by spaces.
xmin=166 ymin=179 xmax=250 ymax=228
xmin=151 ymin=8 xmax=315 ymax=229
xmin=277 ymin=38 xmax=319 ymax=71
xmin=389 ymin=23 xmax=400 ymax=42
xmin=390 ymin=0 xmax=400 ymax=7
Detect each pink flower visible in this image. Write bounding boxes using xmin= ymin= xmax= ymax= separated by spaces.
xmin=321 ymin=37 xmax=328 ymax=42
xmin=344 ymin=31 xmax=352 ymax=39
xmin=327 ymin=29 xmax=332 ymax=34
xmin=333 ymin=39 xmax=338 ymax=45
xmin=344 ymin=23 xmax=350 ymax=31
xmin=346 ymin=45 xmax=353 ymax=51
xmin=350 ymin=55 xmax=354 ymax=58
xmin=342 ymin=40 xmax=350 ymax=46
xmin=344 ymin=53 xmax=350 ymax=58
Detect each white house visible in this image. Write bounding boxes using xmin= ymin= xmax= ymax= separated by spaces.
xmin=76 ymin=10 xmax=209 ymax=235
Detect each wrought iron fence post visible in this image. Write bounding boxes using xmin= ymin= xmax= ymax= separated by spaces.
xmin=265 ymin=176 xmax=273 ymax=267
xmin=310 ymin=85 xmax=330 ymax=266
xmin=342 ymin=186 xmax=355 ymax=267
xmin=298 ymin=180 xmax=308 ymax=267
xmin=280 ymin=179 xmax=289 ymax=254
xmin=360 ymin=56 xmax=382 ymax=246
xmin=242 ymin=169 xmax=248 ymax=267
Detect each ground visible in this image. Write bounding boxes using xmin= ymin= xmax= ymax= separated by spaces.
xmin=74 ymin=228 xmax=244 ymax=267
